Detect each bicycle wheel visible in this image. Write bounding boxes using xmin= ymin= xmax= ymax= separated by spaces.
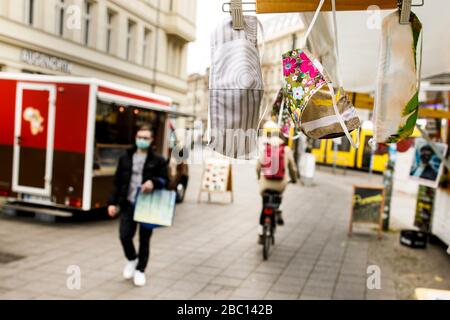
xmin=262 ymin=223 xmax=271 ymax=260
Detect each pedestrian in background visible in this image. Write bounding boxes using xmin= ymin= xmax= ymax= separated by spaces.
xmin=107 ymin=125 xmax=168 ymax=286
xmin=256 ymin=121 xmax=297 ymax=242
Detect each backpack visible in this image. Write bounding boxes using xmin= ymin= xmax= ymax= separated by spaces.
xmin=261 ymin=143 xmax=286 ymax=180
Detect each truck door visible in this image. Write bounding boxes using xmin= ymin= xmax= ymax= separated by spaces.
xmin=12 ymin=83 xmax=56 ymax=197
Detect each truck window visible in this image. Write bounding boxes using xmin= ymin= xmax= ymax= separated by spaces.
xmin=94 ymin=100 xmax=161 ymax=173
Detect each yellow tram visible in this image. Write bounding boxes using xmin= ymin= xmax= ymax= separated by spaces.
xmin=310 ymin=126 xmax=422 ymax=173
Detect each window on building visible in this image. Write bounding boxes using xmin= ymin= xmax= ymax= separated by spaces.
xmin=166 ymin=36 xmax=183 ymax=76
xmin=25 ymin=0 xmax=35 ymax=25
xmin=106 ymin=9 xmax=116 ymax=54
xmin=142 ymin=28 xmax=152 ymax=66
xmin=82 ymin=0 xmax=92 ymax=45
xmin=126 ymin=20 xmax=136 ymax=61
xmin=55 ymin=0 xmax=65 ymax=36
xmin=94 ymin=101 xmax=162 ymax=170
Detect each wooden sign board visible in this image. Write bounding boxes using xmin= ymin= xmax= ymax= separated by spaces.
xmin=349 ymin=185 xmax=385 ymax=239
xmin=198 ymin=158 xmax=233 ymax=203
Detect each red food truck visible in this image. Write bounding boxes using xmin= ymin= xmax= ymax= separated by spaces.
xmin=0 ymin=73 xmax=190 ymax=218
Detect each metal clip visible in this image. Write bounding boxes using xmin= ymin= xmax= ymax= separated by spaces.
xmin=399 ymin=0 xmax=412 ymax=24
xmin=230 ymin=0 xmax=245 ymax=30
xmin=222 ymin=1 xmax=256 ymax=13
xmin=398 ymin=0 xmax=424 ymax=25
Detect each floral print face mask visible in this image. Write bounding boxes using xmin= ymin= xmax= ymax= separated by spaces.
xmin=280 ymin=0 xmax=360 ymax=149
xmin=282 ymin=49 xmax=327 ymax=127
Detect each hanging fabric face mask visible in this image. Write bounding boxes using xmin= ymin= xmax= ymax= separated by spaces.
xmin=372 ymin=10 xmax=423 ymax=144
xmin=301 ymin=88 xmax=360 ymax=139
xmin=282 ymin=0 xmax=360 ymax=148
xmin=208 ymin=15 xmax=265 ymax=159
xmin=271 ymin=88 xmax=300 ymax=139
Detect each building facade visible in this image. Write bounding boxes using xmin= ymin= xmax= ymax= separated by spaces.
xmin=184 ymin=72 xmax=209 ymax=126
xmin=0 ymin=0 xmax=197 ymax=106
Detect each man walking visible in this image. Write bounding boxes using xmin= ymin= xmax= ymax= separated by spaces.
xmin=107 ymin=125 xmax=168 ymax=286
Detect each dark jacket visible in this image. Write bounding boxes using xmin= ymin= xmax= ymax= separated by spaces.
xmin=108 ymin=147 xmax=168 ymax=206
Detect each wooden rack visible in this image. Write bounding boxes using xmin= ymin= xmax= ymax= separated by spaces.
xmin=223 ymin=0 xmax=424 ymax=14
xmin=255 ymin=0 xmax=398 ymax=13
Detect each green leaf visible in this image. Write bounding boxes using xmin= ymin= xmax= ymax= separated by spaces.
xmin=402 ymin=92 xmax=419 ymax=116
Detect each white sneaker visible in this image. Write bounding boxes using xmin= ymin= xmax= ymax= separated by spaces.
xmin=134 ymin=270 xmax=146 ymax=287
xmin=123 ymin=259 xmax=138 ymax=280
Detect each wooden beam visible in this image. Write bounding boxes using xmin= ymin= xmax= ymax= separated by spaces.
xmin=256 ymin=0 xmax=398 ymax=13
xmin=418 ymin=108 xmax=450 ymax=120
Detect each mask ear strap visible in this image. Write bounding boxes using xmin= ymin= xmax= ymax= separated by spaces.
xmin=277 ymin=94 xmax=285 ymax=127
xmin=331 ymin=0 xmax=343 ymax=88
xmin=301 ymin=0 xmax=326 ymax=48
xmin=251 ymin=17 xmax=266 ymax=159
xmin=329 ymin=0 xmax=359 ymax=149
xmin=328 ymin=84 xmax=359 ymax=149
xmin=257 ymin=18 xmax=265 ymax=65
xmin=277 ymin=94 xmax=302 ymax=140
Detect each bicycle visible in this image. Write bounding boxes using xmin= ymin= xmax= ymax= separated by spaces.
xmin=260 ymin=190 xmax=282 ymax=260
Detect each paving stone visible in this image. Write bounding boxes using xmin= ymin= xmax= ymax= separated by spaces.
xmin=366 ymin=289 xmax=396 ymax=300
xmin=169 ymin=280 xmax=207 ymax=292
xmin=264 ymin=291 xmax=298 ymax=300
xmin=194 ymin=266 xmax=223 ymax=276
xmin=230 ymin=287 xmax=268 ymax=299
xmin=209 ymin=276 xmax=243 ymax=288
xmin=156 ymin=288 xmax=198 ymax=300
xmin=220 ymin=267 xmax=253 ymax=280
xmin=0 ymin=289 xmax=39 ymax=300
xmin=333 ymin=288 xmax=365 ymax=300
xmin=78 ymin=289 xmax=121 ymax=300
xmin=298 ymin=294 xmax=330 ymax=300
xmin=0 ymin=276 xmax=28 ymax=290
xmin=270 ymin=281 xmax=303 ymax=295
xmin=184 ymin=271 xmax=216 ymax=283
xmin=302 ymin=285 xmax=334 ymax=299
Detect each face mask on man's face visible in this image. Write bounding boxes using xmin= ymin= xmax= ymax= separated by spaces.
xmin=136 ymin=138 xmax=151 ymax=150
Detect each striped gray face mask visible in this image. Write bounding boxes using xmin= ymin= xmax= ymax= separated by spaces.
xmin=208 ymin=15 xmax=264 ymax=160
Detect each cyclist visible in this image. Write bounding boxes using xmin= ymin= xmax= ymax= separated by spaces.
xmin=256 ymin=121 xmax=298 ymax=244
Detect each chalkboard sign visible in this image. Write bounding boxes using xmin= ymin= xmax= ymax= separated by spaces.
xmin=349 ymin=185 xmax=385 ymax=239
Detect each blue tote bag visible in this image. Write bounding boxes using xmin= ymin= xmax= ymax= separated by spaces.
xmin=133 ymin=186 xmax=176 ymax=229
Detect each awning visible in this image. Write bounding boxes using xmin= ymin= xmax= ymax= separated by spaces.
xmin=97 ymin=91 xmax=195 ymax=118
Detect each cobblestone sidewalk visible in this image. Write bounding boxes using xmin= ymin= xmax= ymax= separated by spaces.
xmin=0 ymin=163 xmax=398 ymax=300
